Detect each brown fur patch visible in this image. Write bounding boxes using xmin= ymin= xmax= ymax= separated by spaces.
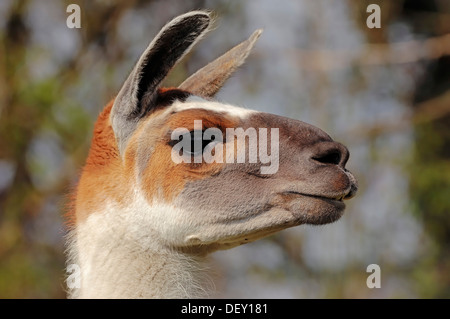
xmin=68 ymin=100 xmax=133 ymax=225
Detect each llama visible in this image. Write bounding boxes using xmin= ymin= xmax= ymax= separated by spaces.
xmin=66 ymin=10 xmax=358 ymax=298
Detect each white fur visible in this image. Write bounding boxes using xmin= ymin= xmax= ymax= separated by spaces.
xmin=172 ymin=95 xmax=256 ymax=119
xmin=66 ymin=188 xmax=214 ymax=299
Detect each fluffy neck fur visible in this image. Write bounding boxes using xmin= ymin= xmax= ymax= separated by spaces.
xmin=66 ymin=208 xmax=214 ymax=299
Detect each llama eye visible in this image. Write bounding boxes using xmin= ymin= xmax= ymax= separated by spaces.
xmin=185 ymin=130 xmax=214 ymax=156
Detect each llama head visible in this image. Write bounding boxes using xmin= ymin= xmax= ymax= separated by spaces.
xmin=108 ymin=11 xmax=357 ymax=253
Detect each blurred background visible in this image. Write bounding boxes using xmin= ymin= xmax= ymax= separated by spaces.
xmin=0 ymin=0 xmax=449 ymax=298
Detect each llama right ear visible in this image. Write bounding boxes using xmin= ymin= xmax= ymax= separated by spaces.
xmin=179 ymin=29 xmax=262 ymax=98
xmin=111 ymin=11 xmax=211 ymax=155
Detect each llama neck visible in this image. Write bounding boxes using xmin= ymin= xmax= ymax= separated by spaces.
xmin=67 ymin=209 xmax=213 ymax=299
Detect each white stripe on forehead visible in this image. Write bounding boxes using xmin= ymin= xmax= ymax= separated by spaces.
xmin=171 ymin=95 xmax=256 ymax=119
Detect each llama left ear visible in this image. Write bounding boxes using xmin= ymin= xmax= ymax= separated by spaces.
xmin=111 ymin=11 xmax=211 ymax=155
xmin=179 ymin=29 xmax=262 ymax=97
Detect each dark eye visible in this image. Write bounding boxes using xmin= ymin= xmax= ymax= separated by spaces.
xmin=185 ymin=130 xmax=215 ymax=156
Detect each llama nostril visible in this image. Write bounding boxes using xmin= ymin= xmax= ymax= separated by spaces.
xmin=312 ymin=151 xmax=341 ymax=165
xmin=311 ymin=142 xmax=349 ymax=168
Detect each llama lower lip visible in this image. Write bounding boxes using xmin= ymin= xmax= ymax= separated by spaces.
xmin=282 ymin=191 xmax=346 ymax=203
xmin=317 ymin=196 xmax=346 ymax=208
xmin=280 ymin=192 xmax=346 ymax=224
xmin=306 ymin=196 xmax=346 ymax=210
xmin=280 ymin=191 xmax=346 ymax=213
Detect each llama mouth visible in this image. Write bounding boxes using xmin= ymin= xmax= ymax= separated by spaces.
xmin=281 ymin=191 xmax=348 ymax=203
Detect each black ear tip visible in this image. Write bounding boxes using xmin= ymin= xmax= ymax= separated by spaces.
xmin=188 ymin=10 xmax=212 ymax=20
xmin=164 ymin=11 xmax=211 ymax=43
xmin=176 ymin=10 xmax=212 ymax=30
xmin=181 ymin=11 xmax=211 ymax=30
xmin=193 ymin=14 xmax=211 ymax=29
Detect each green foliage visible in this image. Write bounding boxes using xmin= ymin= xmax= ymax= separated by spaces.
xmin=409 ymin=121 xmax=450 ymax=297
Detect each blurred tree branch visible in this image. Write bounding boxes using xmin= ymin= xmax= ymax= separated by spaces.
xmin=294 ymin=30 xmax=450 ymax=142
xmin=292 ymin=33 xmax=450 ymax=70
xmin=344 ymin=89 xmax=450 ymax=142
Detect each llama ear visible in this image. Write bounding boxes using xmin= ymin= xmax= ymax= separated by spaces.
xmin=111 ymin=11 xmax=211 ymax=155
xmin=178 ymin=29 xmax=262 ymax=98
